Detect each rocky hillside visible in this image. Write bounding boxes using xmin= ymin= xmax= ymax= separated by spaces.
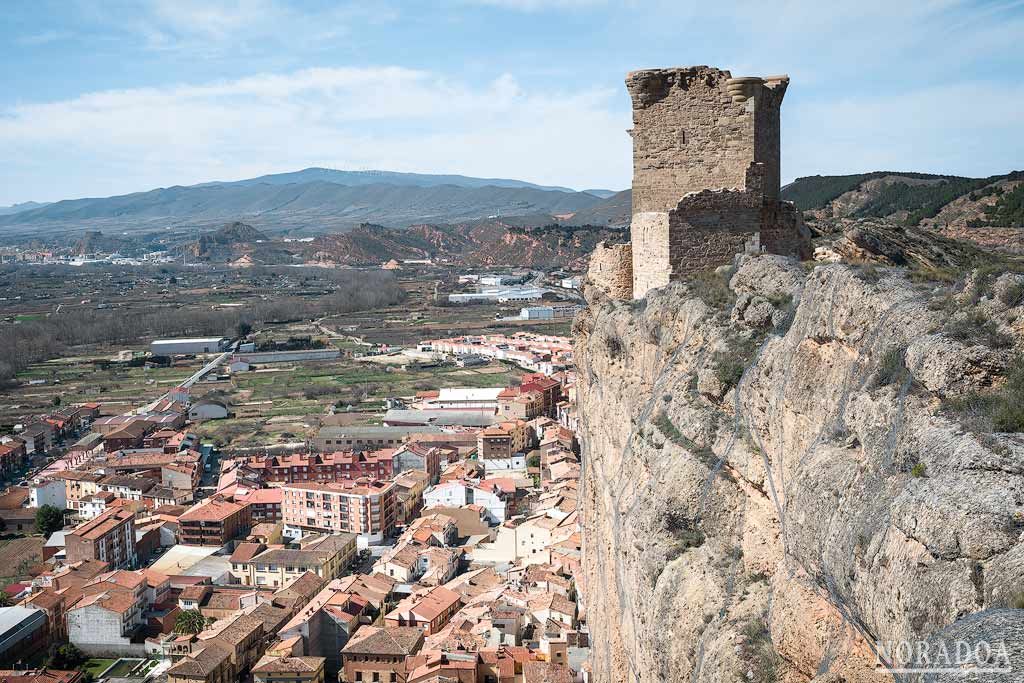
xmin=184 ymin=221 xmax=284 ymax=262
xmin=306 ymin=221 xmax=626 ymax=269
xmin=782 ymin=171 xmax=1024 ymax=254
xmin=574 ymin=237 xmax=1024 ymax=681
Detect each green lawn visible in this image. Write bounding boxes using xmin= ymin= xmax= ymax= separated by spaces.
xmin=82 ymin=659 xmax=116 ymax=677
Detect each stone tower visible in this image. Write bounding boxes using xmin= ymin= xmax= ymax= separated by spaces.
xmin=626 ymin=66 xmax=809 ymax=299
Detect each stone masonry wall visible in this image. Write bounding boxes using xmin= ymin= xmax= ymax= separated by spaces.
xmin=626 ymin=66 xmax=787 ymax=214
xmin=627 ymin=67 xmax=752 ymax=215
xmin=666 ymin=189 xmax=761 ymax=277
xmin=625 ymin=65 xmax=804 ymax=298
xmin=628 ymin=214 xmax=670 ymax=297
xmin=586 ymin=241 xmax=634 ymax=300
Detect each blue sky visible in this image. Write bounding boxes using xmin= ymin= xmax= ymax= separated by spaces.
xmin=1 ymin=0 xmax=1022 ymax=205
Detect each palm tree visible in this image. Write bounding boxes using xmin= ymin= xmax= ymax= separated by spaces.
xmin=174 ymin=609 xmax=207 ymax=634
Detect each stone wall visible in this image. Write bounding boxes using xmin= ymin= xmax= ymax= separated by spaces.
xmin=585 ymin=241 xmax=633 ymax=300
xmin=626 ymin=67 xmax=787 ymax=214
xmin=625 ymin=65 xmax=807 ymax=298
xmin=666 ymin=188 xmax=761 ymax=277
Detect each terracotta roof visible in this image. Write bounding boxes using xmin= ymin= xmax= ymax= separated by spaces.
xmin=209 ymin=613 xmax=263 ymax=646
xmin=342 ymin=626 xmax=423 ymax=656
xmin=229 ymin=542 xmax=266 ymax=564
xmin=252 ymin=657 xmax=324 ymax=674
xmin=180 ymin=497 xmax=247 ymax=523
xmin=0 ymin=670 xmax=83 ymax=683
xmin=167 ymin=640 xmax=231 ymax=677
xmin=235 ymin=488 xmax=282 ymax=504
xmin=68 ymin=508 xmax=134 ymax=540
xmin=180 ymin=585 xmax=212 ymax=601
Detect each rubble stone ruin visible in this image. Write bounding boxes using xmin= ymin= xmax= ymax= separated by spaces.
xmin=589 ymin=66 xmax=811 ymax=300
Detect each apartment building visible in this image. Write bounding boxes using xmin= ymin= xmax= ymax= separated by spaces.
xmin=179 ymin=497 xmax=252 ymax=547
xmin=282 ymin=479 xmax=396 ymax=546
xmin=246 ymin=451 xmax=394 ymax=484
xmin=230 ymin=534 xmax=357 ymax=587
xmin=65 ymin=507 xmax=137 ymax=568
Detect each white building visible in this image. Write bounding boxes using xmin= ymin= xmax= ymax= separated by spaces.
xmin=448 ymin=286 xmax=547 ymax=304
xmin=67 ymin=572 xmax=148 ymax=656
xmin=28 ymin=479 xmax=67 ymax=509
xmin=150 ymin=337 xmax=228 ymax=355
xmin=471 ymin=511 xmax=573 ymax=565
xmin=79 ymin=493 xmax=115 ymax=520
xmin=423 ymin=481 xmax=508 ymax=524
xmin=420 ymin=387 xmax=504 ymax=411
xmin=481 ymin=453 xmax=527 ymax=474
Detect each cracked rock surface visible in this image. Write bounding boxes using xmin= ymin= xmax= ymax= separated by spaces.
xmin=573 ymin=254 xmax=1024 ymax=682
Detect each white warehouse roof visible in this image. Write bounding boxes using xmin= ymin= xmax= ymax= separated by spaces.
xmin=436 ymin=387 xmax=504 ymax=402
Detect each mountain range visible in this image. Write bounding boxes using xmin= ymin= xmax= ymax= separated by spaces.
xmin=2 ymin=168 xmax=1021 ymax=257
xmin=0 ymin=168 xmax=618 ymax=240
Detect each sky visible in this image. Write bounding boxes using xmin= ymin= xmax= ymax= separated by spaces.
xmin=1 ymin=0 xmax=1022 ymax=205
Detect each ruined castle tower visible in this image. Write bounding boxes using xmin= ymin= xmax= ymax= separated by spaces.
xmin=625 ymin=66 xmax=810 ymax=298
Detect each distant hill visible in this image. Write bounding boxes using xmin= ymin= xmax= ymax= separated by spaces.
xmin=781 ymin=171 xmax=1024 ymax=221
xmin=0 ymin=179 xmax=602 ymax=237
xmin=583 ymin=189 xmax=619 ymax=198
xmin=308 ymin=220 xmax=626 ymax=269
xmin=203 ymin=167 xmax=575 ymax=192
xmin=0 ymin=201 xmax=51 ymax=216
xmin=565 ymin=190 xmax=631 ymax=228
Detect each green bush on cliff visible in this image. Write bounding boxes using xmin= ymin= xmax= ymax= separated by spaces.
xmin=873 ymin=346 xmax=910 ymax=388
xmin=690 ymin=268 xmax=735 ymax=309
xmin=946 ymin=358 xmax=1024 ymax=433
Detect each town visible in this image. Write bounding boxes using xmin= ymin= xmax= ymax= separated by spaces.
xmin=0 ymin=291 xmax=586 ymax=683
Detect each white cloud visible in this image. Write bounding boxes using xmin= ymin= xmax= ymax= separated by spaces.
xmin=462 ymin=0 xmax=607 ymax=9
xmin=785 ymin=81 xmax=1024 ymax=180
xmin=16 ymin=30 xmax=74 ymax=46
xmin=0 ymin=66 xmax=632 ymax=203
xmin=87 ymin=0 xmax=394 ymax=56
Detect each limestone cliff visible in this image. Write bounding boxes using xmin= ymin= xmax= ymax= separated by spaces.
xmin=574 ymin=253 xmax=1024 ymax=681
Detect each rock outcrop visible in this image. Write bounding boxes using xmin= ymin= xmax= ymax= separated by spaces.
xmin=574 ymin=253 xmax=1024 ymax=682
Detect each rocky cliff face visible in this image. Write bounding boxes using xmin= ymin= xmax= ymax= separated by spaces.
xmin=574 ymin=254 xmax=1024 ymax=681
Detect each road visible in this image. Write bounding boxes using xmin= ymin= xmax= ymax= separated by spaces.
xmin=134 ymin=341 xmax=237 ymax=414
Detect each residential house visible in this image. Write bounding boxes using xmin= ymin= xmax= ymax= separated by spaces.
xmin=340 ymin=626 xmax=423 ymax=683
xmin=179 ymin=498 xmax=251 ymax=547
xmin=384 ymin=586 xmax=462 ymax=635
xmin=391 ymin=443 xmax=455 ymax=485
xmin=233 ymin=488 xmax=283 ymax=523
xmin=0 ymin=441 xmax=28 ymax=479
xmin=278 ymin=581 xmax=370 ymax=679
xmin=65 ymin=508 xmax=137 ymax=569
xmin=103 ymin=422 xmax=153 ymax=452
xmin=241 ymin=451 xmax=394 ymax=485
xmin=166 ymin=640 xmax=234 ymax=683
xmin=392 ymin=470 xmax=430 ymax=526
xmin=56 ymin=471 xmax=104 ymax=513
xmin=423 ymin=479 xmax=518 ymax=525
xmin=67 ymin=571 xmax=149 ymax=656
xmin=230 ymin=534 xmax=356 ymax=588
xmin=281 ymin=479 xmax=396 ymax=547
xmin=253 ymin=656 xmax=325 ymax=683
xmin=28 ymin=479 xmax=67 ymax=509
xmin=477 ymin=421 xmax=529 ymax=472
xmin=18 ymin=423 xmax=54 ymax=455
